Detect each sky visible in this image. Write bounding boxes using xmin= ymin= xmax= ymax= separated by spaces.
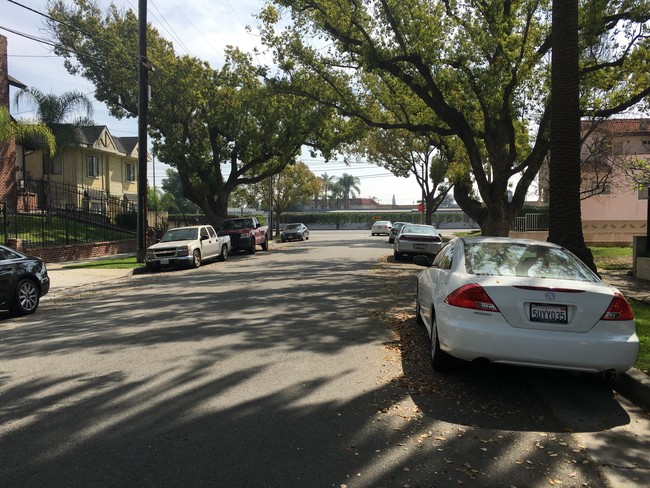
xmin=2 ymin=0 xmax=424 ymax=206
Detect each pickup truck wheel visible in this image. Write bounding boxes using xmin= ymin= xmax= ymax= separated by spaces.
xmin=218 ymin=244 xmax=228 ymax=262
xmin=249 ymin=240 xmax=256 ymax=254
xmin=191 ymin=249 xmax=202 ymax=268
xmin=261 ymin=235 xmax=269 ymax=251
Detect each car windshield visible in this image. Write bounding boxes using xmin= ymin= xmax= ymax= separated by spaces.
xmin=463 ymin=241 xmax=599 ymax=282
xmin=160 ymin=228 xmax=198 ymax=242
xmin=401 ymin=225 xmax=438 ymax=235
xmin=286 ymin=224 xmax=301 ymax=230
xmin=221 ymin=219 xmax=253 ymax=230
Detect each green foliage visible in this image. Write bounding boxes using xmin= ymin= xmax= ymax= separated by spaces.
xmin=281 ymin=211 xmax=476 ymax=227
xmin=260 ymin=0 xmax=650 ymax=235
xmin=46 ymin=1 xmax=357 ymax=228
xmin=0 ymin=107 xmax=56 ymax=155
xmin=13 ymin=88 xmax=94 ymax=156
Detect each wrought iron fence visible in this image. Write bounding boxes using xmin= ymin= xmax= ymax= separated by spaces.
xmin=2 ymin=179 xmax=137 ymax=250
xmin=511 ymin=213 xmax=549 ymax=232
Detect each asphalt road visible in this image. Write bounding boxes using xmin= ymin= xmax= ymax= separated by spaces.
xmin=1 ymin=230 xmax=649 ymax=487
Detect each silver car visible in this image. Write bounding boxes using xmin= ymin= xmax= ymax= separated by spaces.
xmin=394 ymin=224 xmax=443 ymax=261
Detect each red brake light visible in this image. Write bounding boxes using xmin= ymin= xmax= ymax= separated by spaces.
xmin=601 ymin=292 xmax=634 ymax=321
xmin=445 ymin=284 xmax=500 ymax=312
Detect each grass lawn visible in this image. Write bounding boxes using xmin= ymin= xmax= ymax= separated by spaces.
xmin=630 ymin=300 xmax=650 ymax=374
xmin=64 ymin=256 xmax=144 ymax=270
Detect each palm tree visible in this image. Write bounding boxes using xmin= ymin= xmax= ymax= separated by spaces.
xmin=337 ymin=173 xmax=361 ymax=209
xmin=329 ymin=180 xmax=344 ymax=209
xmin=547 ymin=0 xmax=597 ymax=272
xmin=0 ymin=106 xmax=56 ymax=154
xmin=320 ymin=172 xmax=336 ymax=209
xmin=13 ymin=88 xmax=94 ymax=166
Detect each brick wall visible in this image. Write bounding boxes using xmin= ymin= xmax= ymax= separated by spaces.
xmin=8 ymin=239 xmax=138 ymax=263
xmin=1 ymin=34 xmax=17 ymax=206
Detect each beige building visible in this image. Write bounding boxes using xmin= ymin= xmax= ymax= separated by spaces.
xmin=528 ymin=118 xmax=649 ymax=245
xmin=18 ymin=125 xmax=141 ymax=206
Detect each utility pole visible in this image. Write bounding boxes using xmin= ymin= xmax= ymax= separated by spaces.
xmin=136 ymin=0 xmax=148 ymax=262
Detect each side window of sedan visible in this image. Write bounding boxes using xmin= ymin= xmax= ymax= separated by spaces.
xmin=433 ymin=243 xmax=453 ymax=269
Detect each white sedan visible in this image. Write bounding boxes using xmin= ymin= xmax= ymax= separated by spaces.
xmin=394 ymin=224 xmax=443 ymax=261
xmin=371 ymin=220 xmax=392 ymax=236
xmin=414 ymin=236 xmax=638 ymax=379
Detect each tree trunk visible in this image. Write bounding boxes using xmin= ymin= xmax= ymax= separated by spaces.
xmin=548 ymin=0 xmax=597 ymax=273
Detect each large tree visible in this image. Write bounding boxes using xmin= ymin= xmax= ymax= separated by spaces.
xmin=46 ymin=0 xmax=353 ymax=228
xmin=259 ymin=0 xmax=650 ymax=235
xmin=349 ymin=129 xmax=456 ymax=224
xmin=248 ymin=161 xmax=321 ymax=233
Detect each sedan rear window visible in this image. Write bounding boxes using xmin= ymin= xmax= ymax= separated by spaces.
xmin=463 ymin=242 xmax=598 ymax=282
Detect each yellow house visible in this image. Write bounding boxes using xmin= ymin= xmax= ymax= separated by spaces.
xmin=19 ymin=125 xmax=142 ymax=206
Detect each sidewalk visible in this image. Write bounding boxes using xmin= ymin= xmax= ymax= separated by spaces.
xmin=599 ymin=269 xmax=650 ymax=411
xmin=44 ymin=253 xmax=138 ymax=293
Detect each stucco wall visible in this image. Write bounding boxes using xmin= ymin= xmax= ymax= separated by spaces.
xmin=510 ymin=220 xmax=646 ymax=246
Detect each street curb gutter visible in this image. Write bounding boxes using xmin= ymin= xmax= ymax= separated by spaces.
xmin=614 ymin=368 xmax=650 ymax=412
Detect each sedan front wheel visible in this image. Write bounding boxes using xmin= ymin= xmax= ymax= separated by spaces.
xmin=11 ymin=278 xmax=40 ymax=316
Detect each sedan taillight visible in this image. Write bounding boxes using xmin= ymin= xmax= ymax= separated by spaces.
xmin=445 ymin=284 xmax=500 ymax=312
xmin=601 ymin=292 xmax=634 ymax=321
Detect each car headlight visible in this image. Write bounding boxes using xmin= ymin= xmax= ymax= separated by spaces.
xmin=176 ymin=246 xmax=190 ymax=256
xmin=146 ymin=251 xmax=154 ymax=259
xmin=241 ymin=232 xmax=250 ymax=238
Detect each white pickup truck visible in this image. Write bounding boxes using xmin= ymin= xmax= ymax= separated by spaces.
xmin=145 ymin=225 xmax=230 ymax=271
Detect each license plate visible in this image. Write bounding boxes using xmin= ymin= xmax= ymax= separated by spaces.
xmin=530 ymin=303 xmax=567 ymax=324
xmin=161 ymin=258 xmax=169 ymax=265
xmin=413 ymin=243 xmax=426 ymax=250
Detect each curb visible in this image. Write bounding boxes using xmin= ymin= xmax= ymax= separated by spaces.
xmin=614 ymin=368 xmax=650 ymax=412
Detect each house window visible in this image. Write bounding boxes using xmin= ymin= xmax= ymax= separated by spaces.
xmin=125 ymin=162 xmax=136 ymax=182
xmin=43 ymin=154 xmax=62 ymax=175
xmin=87 ymin=155 xmax=100 ymax=178
xmin=639 ymin=187 xmax=649 ymax=200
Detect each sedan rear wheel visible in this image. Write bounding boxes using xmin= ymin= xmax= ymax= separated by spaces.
xmin=261 ymin=235 xmax=269 ymax=251
xmin=11 ymin=278 xmax=39 ymax=316
xmin=430 ymin=311 xmax=453 ymax=372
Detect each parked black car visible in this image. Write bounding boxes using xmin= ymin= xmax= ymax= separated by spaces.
xmin=0 ymin=245 xmax=50 ymax=316
xmin=281 ymin=223 xmax=310 ymax=242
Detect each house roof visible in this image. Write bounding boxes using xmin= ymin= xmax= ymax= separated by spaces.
xmin=115 ymin=136 xmax=139 ymax=155
xmin=348 ymin=198 xmax=379 ymax=205
xmin=8 ymin=74 xmax=27 ymax=90
xmin=582 ymin=118 xmax=650 ymax=136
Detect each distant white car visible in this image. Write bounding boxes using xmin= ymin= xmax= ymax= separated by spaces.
xmin=371 ymin=220 xmax=392 ymax=236
xmin=414 ymin=236 xmax=638 ymax=378
xmin=146 ymin=225 xmax=230 ymax=271
xmin=394 ymin=224 xmax=442 ymax=261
